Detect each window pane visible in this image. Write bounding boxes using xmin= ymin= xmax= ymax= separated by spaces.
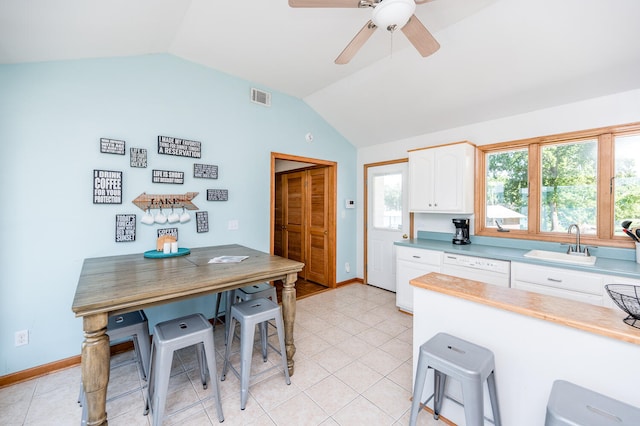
xmin=540 ymin=140 xmax=597 ymax=234
xmin=614 ymin=133 xmax=640 ymax=236
xmin=486 ymin=149 xmax=529 ymax=230
xmin=372 ymin=172 xmax=402 ymax=229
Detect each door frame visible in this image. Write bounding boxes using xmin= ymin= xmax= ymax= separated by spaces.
xmin=270 ymin=152 xmax=337 ymax=288
xmin=363 ymin=158 xmax=413 ymax=286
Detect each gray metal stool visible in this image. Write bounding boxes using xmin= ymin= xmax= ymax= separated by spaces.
xmin=221 ymin=297 xmax=290 ymax=410
xmin=546 ymin=380 xmax=640 ymax=425
xmin=410 ymin=332 xmax=501 ymax=426
xmin=214 ymin=283 xmax=277 ymax=348
xmin=78 ymin=310 xmax=151 ymax=425
xmin=144 ymin=313 xmax=224 ymax=425
xmin=234 ymin=283 xmax=277 ymax=361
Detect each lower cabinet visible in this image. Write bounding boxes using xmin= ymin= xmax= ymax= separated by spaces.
xmin=396 ymin=246 xmax=442 ymax=313
xmin=511 ymin=262 xmax=604 ymax=306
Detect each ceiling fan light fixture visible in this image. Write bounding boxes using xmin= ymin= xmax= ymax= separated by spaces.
xmin=371 ymin=0 xmax=416 ymax=31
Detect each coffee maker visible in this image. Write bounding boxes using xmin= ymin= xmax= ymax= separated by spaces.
xmin=452 ymin=218 xmax=471 ymax=245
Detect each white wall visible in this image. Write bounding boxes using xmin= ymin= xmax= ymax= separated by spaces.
xmin=356 ymin=89 xmax=640 ymax=277
xmin=0 ymin=54 xmax=358 ymax=376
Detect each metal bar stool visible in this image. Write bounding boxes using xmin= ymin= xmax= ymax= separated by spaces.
xmin=233 ymin=283 xmax=277 ymax=361
xmin=546 ymin=380 xmax=640 ymax=425
xmin=410 ymin=332 xmax=501 ymax=426
xmin=221 ymin=297 xmax=290 ymax=410
xmin=144 ymin=313 xmax=224 ymax=425
xmin=214 ymin=282 xmax=277 ymax=348
xmin=78 ymin=310 xmax=151 ymax=425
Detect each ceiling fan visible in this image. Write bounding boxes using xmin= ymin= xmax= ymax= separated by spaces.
xmin=288 ymin=0 xmax=440 ymax=64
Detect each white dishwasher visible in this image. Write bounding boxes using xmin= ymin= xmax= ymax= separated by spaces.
xmin=441 ymin=253 xmax=510 ymax=287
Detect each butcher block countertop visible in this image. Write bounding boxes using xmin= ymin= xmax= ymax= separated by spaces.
xmin=411 ymin=272 xmax=640 ymax=346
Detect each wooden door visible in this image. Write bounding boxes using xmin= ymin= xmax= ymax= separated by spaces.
xmin=306 ymin=168 xmax=329 ymax=285
xmin=282 ymin=172 xmax=306 ymax=277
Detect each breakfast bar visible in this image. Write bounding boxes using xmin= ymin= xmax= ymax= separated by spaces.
xmin=410 ymin=272 xmax=640 ymax=426
xmin=72 ymin=244 xmax=304 ymax=426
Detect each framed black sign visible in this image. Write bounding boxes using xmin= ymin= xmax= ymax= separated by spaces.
xmin=196 ymin=211 xmax=209 ymax=233
xmin=194 ymin=163 xmax=218 ymax=179
xmin=100 ymin=138 xmax=125 ymax=155
xmin=152 ymin=170 xmax=184 ymax=184
xmin=157 ymin=135 xmax=201 ymax=158
xmin=93 ymin=170 xmax=122 ymax=204
xmin=157 ymin=228 xmax=178 ymax=240
xmin=130 ymin=148 xmax=147 ymax=168
xmin=115 ymin=214 xmax=136 ymax=242
xmin=207 ymin=189 xmax=228 ymax=201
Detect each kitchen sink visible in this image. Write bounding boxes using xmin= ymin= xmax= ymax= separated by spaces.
xmin=523 ymin=250 xmax=597 ymax=266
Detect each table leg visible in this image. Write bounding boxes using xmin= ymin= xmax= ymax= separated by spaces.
xmin=281 ymin=272 xmax=297 ymax=376
xmin=81 ymin=313 xmax=110 ymax=426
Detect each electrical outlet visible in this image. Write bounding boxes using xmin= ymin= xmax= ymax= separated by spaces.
xmin=228 ymin=219 xmax=239 ymax=230
xmin=345 ymin=262 xmax=350 ymax=273
xmin=15 ymin=330 xmax=28 ymax=346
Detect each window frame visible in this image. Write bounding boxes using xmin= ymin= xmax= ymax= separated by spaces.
xmin=475 ymin=121 xmax=640 ymax=249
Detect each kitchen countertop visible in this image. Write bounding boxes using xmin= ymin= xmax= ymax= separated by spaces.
xmin=411 ymin=272 xmax=640 ymax=345
xmin=395 ymin=236 xmax=640 ymax=280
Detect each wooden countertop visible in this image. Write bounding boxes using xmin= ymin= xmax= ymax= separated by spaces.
xmin=411 ymin=272 xmax=640 ymax=345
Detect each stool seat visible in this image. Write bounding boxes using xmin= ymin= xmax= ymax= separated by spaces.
xmin=145 ymin=313 xmax=224 ymax=425
xmin=221 ymin=297 xmax=290 ymax=410
xmin=546 ymin=380 xmax=640 ymax=426
xmin=410 ymin=332 xmax=501 ymax=426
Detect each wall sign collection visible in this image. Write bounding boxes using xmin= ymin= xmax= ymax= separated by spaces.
xmin=95 ymin=135 xmax=229 ymax=243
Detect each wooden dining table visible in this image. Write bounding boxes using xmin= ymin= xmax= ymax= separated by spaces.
xmin=72 ymin=244 xmax=304 ymax=426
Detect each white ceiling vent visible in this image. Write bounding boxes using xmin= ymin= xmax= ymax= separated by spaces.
xmin=251 ymin=88 xmax=271 ymax=107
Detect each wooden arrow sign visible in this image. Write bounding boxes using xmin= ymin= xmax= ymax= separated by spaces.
xmin=132 ymin=192 xmax=199 ymax=211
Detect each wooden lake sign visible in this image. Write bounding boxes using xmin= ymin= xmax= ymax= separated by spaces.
xmin=132 ymin=192 xmax=199 ymax=211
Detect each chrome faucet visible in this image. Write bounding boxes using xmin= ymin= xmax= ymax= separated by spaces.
xmin=567 ymin=224 xmax=589 ymax=256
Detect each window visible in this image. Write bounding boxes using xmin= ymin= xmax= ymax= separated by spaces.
xmin=485 ymin=149 xmax=528 ymax=230
xmin=540 ymin=139 xmax=597 ymax=234
xmin=477 ymin=122 xmax=640 ymax=248
xmin=614 ymin=133 xmax=640 ymax=236
xmin=372 ymin=172 xmax=403 ymax=230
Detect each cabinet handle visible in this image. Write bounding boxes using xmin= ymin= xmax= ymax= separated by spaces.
xmin=412 ymin=255 xmax=421 ymax=259
xmin=547 ymin=278 xmax=562 ymax=283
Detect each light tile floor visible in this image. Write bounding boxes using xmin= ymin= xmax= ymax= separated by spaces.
xmin=0 ymin=284 xmax=444 ymax=425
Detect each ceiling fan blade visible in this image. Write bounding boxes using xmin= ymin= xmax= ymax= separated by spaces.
xmin=401 ymin=14 xmax=440 ymax=57
xmin=288 ymin=0 xmax=361 ymax=7
xmin=335 ymin=20 xmax=377 ymax=64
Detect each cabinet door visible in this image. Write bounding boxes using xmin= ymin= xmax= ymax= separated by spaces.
xmin=408 ymin=150 xmax=434 ymax=211
xmin=432 ymin=147 xmax=462 ymax=211
xmin=396 ymin=259 xmax=440 ymax=313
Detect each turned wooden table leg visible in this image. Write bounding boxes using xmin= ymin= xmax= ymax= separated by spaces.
xmin=281 ymin=272 xmax=297 ymax=376
xmin=82 ymin=313 xmax=110 ymax=426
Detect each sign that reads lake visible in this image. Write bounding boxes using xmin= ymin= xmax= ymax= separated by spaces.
xmin=115 ymin=214 xmax=136 ymax=242
xmin=93 ymin=170 xmax=122 ymax=204
xmin=194 ymin=163 xmax=218 ymax=179
xmin=100 ymin=138 xmax=126 ymax=155
xmin=157 ymin=136 xmax=201 ymax=158
xmin=207 ymin=189 xmax=228 ymax=201
xmin=196 ymin=211 xmax=209 ymax=233
xmin=152 ymin=170 xmax=184 ymax=184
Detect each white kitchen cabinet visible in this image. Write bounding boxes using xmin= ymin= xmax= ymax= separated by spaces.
xmin=408 ymin=142 xmax=475 ymax=213
xmin=511 ymin=262 xmax=604 ymax=306
xmin=396 ymin=246 xmax=442 ymax=312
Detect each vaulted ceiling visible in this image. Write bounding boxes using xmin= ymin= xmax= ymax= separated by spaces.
xmin=2 ymin=0 xmax=640 ymax=147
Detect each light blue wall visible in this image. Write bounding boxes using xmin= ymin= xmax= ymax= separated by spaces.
xmin=0 ymin=54 xmax=357 ymax=376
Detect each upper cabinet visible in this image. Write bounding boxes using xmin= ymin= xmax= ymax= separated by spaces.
xmin=408 ymin=141 xmax=476 ymax=213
